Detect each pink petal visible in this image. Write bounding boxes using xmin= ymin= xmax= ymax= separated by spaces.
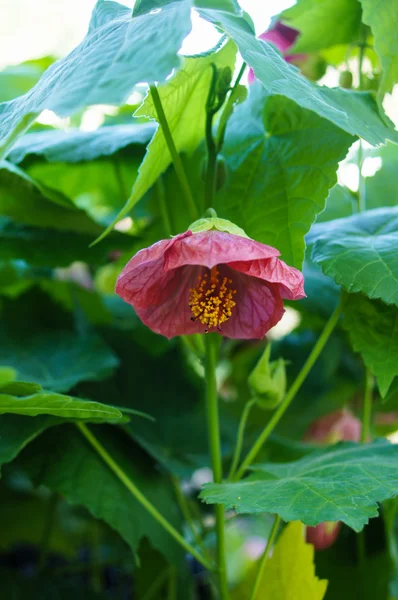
xmin=228 ymin=257 xmax=305 ymax=300
xmin=164 ymin=230 xmax=280 ymax=272
xmin=219 ymin=267 xmax=285 ymax=340
xmin=115 ymin=232 xmax=189 ymax=309
xmin=260 ymin=22 xmax=299 ymax=53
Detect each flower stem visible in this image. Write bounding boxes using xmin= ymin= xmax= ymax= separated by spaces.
xmin=249 ymin=515 xmax=281 ymax=600
xmin=360 ymin=369 xmax=373 ymax=443
xmin=227 ymin=399 xmax=255 ymax=481
xmin=215 ymin=61 xmax=246 ymax=153
xmin=76 ymin=422 xmax=213 ymax=571
xmin=233 ymin=301 xmax=343 ymax=481
xmin=171 ymin=475 xmax=210 ymax=559
xmin=204 ymin=334 xmax=230 ymax=599
xmin=149 ymin=84 xmax=197 ymax=221
xmin=156 ymin=176 xmax=173 ymax=236
xmin=204 ymin=65 xmax=219 ymax=211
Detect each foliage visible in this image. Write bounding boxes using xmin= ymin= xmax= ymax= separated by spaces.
xmin=0 ymin=0 xmax=398 ymax=597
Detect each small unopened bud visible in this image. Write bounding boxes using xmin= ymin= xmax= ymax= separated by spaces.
xmin=248 ymin=345 xmax=287 ymax=409
xmin=339 ymin=70 xmax=353 ymax=89
xmin=306 ymin=521 xmax=341 ymax=551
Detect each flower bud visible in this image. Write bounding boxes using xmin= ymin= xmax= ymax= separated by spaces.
xmin=304 ymin=409 xmax=361 ymax=444
xmin=248 ymin=345 xmax=287 ymax=409
xmin=306 ymin=521 xmax=342 ymax=551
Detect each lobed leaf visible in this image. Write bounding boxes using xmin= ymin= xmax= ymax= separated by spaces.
xmin=200 ymin=440 xmax=398 ymax=531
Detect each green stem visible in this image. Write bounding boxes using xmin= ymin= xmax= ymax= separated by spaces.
xmin=156 ymin=176 xmax=173 ymax=236
xmin=249 ymin=515 xmax=281 ymax=600
xmin=167 ymin=566 xmax=177 ymax=600
xmin=204 ymin=334 xmax=230 ymax=600
xmin=171 ymin=476 xmax=209 ymax=559
xmin=142 ymin=567 xmax=169 ymax=600
xmin=234 ymin=301 xmax=343 ymax=481
xmin=204 ymin=65 xmax=219 ymax=211
xmin=215 ymin=61 xmax=246 ymax=153
xmin=360 ymin=369 xmax=373 ymax=443
xmin=149 ymin=84 xmax=197 ymax=221
xmin=38 ymin=492 xmax=59 ymax=571
xmin=227 ymin=399 xmax=255 ymax=481
xmin=76 ymin=422 xmax=213 ymax=571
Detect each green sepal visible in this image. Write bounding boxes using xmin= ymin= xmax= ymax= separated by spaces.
xmin=188 ymin=216 xmax=249 ymax=238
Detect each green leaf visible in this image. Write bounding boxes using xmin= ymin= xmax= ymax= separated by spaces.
xmin=200 ymin=440 xmax=398 ymax=531
xmin=0 ymin=217 xmax=134 ymax=267
xmin=104 ymin=40 xmax=236 ymax=234
xmin=9 ymin=123 xmax=155 ymax=163
xmin=365 ymin=142 xmax=398 ymax=209
xmin=282 ymin=0 xmax=362 ymax=53
xmin=0 ymin=57 xmax=54 ymax=102
xmin=342 ymin=293 xmax=398 ymax=397
xmin=0 ymin=381 xmax=43 ymax=396
xmin=216 ymin=84 xmax=353 ymax=267
xmin=0 ymin=414 xmax=59 ymax=476
xmin=0 ymin=392 xmax=122 ymax=421
xmin=0 ymin=328 xmax=119 ymax=393
xmin=0 ymin=366 xmax=17 ymax=387
xmin=316 ymin=184 xmax=357 ymax=222
xmin=359 ymin=0 xmax=398 ymax=98
xmin=257 ymin=521 xmax=328 ymax=599
xmin=0 ymin=161 xmax=103 ymax=234
xmin=13 ymin=424 xmax=185 ymax=565
xmin=309 ymin=207 xmax=398 ymax=306
xmin=199 ymin=8 xmax=398 ymax=144
xmin=0 ymin=0 xmax=193 ymax=147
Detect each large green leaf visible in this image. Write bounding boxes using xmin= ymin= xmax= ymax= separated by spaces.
xmin=199 ymin=8 xmax=398 ymax=144
xmin=282 ymin=0 xmax=362 ymax=53
xmin=0 ymin=392 xmax=122 ymax=421
xmin=216 ymin=84 xmax=353 ymax=268
xmin=0 ymin=218 xmax=134 ymax=267
xmin=0 ymin=325 xmax=118 ymax=392
xmin=360 ymin=0 xmax=398 ymax=98
xmin=0 ymin=414 xmax=59 ymax=476
xmin=102 ymin=40 xmax=236 ymax=235
xmin=309 ymin=207 xmax=398 ymax=306
xmin=200 ymin=440 xmax=398 ymax=531
xmin=0 ymin=0 xmax=192 ymax=148
xmin=307 ymin=207 xmax=398 ymax=305
xmin=0 ymin=161 xmax=102 ymax=234
xmin=316 ymin=184 xmax=356 ymax=223
xmin=0 ymin=57 xmax=54 ymax=102
xmin=9 ymin=123 xmax=155 ymax=164
xmin=342 ymin=293 xmax=398 ymax=397
xmin=13 ymin=424 xmax=184 ymax=565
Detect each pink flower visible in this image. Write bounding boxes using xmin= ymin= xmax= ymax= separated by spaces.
xmin=248 ymin=22 xmax=306 ymax=84
xmin=116 ymin=230 xmax=305 ymax=340
xmin=304 ymin=409 xmax=361 ymax=444
xmin=306 ymin=521 xmax=342 ymax=551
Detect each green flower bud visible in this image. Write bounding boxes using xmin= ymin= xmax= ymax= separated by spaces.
xmin=248 ymin=345 xmax=287 ymax=409
xmin=339 ymin=70 xmax=353 ymax=89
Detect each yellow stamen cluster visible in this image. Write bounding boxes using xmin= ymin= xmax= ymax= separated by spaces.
xmin=189 ymin=266 xmax=237 ymax=332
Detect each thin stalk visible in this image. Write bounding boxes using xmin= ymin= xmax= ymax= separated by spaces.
xmin=234 ymin=301 xmax=343 ymax=481
xmin=216 ymin=61 xmax=246 ymax=153
xmin=361 ymin=370 xmax=374 ymax=441
xmin=249 ymin=515 xmax=281 ymax=600
xmin=171 ymin=476 xmax=210 ymax=559
xmin=227 ymin=399 xmax=255 ymax=481
xmin=149 ymin=85 xmax=197 ymax=221
xmin=204 ymin=65 xmax=219 ymax=211
xmin=204 ymin=334 xmax=230 ymax=600
xmin=142 ymin=567 xmax=169 ymax=600
xmin=156 ymin=176 xmax=172 ymax=237
xmin=167 ymin=566 xmax=177 ymax=600
xmin=76 ymin=422 xmax=213 ymax=571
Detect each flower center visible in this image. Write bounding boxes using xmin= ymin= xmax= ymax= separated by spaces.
xmin=189 ymin=266 xmax=237 ymax=332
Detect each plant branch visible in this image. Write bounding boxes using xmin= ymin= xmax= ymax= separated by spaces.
xmin=204 ymin=64 xmax=219 ymax=211
xmin=249 ymin=515 xmax=281 ymax=600
xmin=227 ymin=399 xmax=255 ymax=481
xmin=233 ymin=301 xmax=343 ymax=480
xmin=204 ymin=334 xmax=230 ymax=599
xmin=156 ymin=176 xmax=173 ymax=236
xmin=149 ymin=84 xmax=197 ymax=221
xmin=76 ymin=422 xmax=213 ymax=571
xmin=216 ymin=61 xmax=246 ymax=153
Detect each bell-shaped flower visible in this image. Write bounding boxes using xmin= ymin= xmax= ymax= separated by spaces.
xmin=116 ymin=229 xmax=305 ymax=340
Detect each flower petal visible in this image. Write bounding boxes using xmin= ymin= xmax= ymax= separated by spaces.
xmin=164 ymin=230 xmax=280 ymax=271
xmin=228 ymin=257 xmax=305 ymax=300
xmin=220 ymin=267 xmax=285 ymax=340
